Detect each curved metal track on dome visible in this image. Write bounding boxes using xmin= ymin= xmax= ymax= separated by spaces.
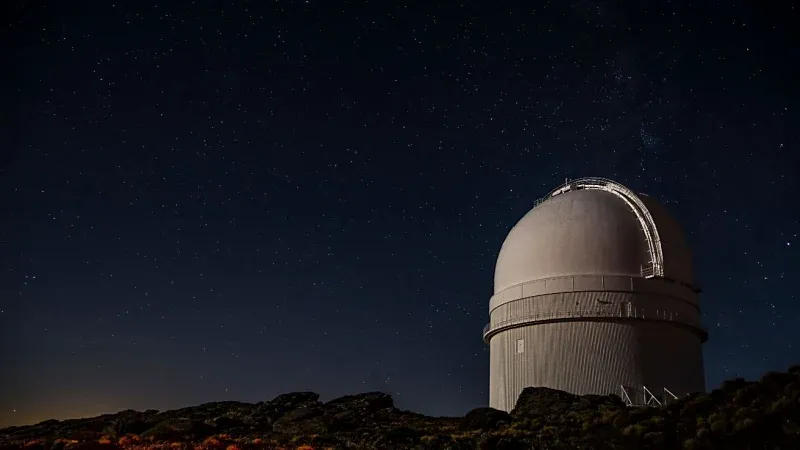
xmin=538 ymin=177 xmax=665 ymax=278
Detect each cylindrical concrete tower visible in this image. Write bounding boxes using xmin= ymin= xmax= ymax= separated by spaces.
xmin=484 ymin=177 xmax=707 ymax=412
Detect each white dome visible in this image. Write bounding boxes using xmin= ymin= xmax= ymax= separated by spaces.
xmin=494 ymin=181 xmax=693 ymax=294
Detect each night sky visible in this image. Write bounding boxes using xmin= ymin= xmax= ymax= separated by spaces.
xmin=2 ymin=0 xmax=798 ymax=428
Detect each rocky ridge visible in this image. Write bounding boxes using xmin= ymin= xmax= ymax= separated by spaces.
xmin=2 ymin=365 xmax=800 ymax=449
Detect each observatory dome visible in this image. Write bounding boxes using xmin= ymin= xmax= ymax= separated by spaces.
xmin=494 ymin=187 xmax=694 ymax=294
xmin=484 ymin=178 xmax=707 ymax=412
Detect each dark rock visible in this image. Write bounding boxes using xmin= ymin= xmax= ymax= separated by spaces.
xmin=208 ymin=416 xmax=244 ymax=429
xmin=329 ymin=393 xmax=398 ymax=435
xmin=274 ymin=406 xmax=323 ymax=424
xmin=478 ymin=432 xmax=528 ymax=450
xmin=371 ymin=425 xmax=420 ymax=447
xmin=271 ymin=406 xmax=327 ymax=435
xmin=33 ymin=420 xmax=59 ymax=428
xmin=419 ymin=434 xmax=459 ymax=449
xmin=308 ymin=433 xmax=342 ymax=447
xmin=324 ymin=410 xmax=359 ymax=433
xmin=330 ymin=408 xmax=356 ymax=422
xmin=59 ymin=430 xmax=102 ymax=442
xmin=720 ymin=377 xmax=750 ymax=393
xmin=493 ymin=436 xmax=528 ymax=450
xmin=0 ymin=445 xmax=22 ymax=450
xmin=761 ymin=371 xmax=796 ymax=388
xmin=102 ymin=417 xmax=149 ymax=437
xmin=579 ymin=393 xmax=626 ymax=409
xmin=140 ymin=418 xmax=214 ymax=441
xmin=243 ymin=391 xmax=321 ymax=429
xmin=510 ymin=386 xmax=579 ymax=418
xmin=270 ymin=391 xmax=320 ymax=405
xmin=58 ymin=418 xmax=107 ymax=436
xmin=325 ymin=391 xmax=394 ymax=413
xmin=459 ymin=407 xmax=511 ymax=431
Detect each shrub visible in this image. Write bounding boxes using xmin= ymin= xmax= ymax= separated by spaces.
xmin=784 ymin=382 xmax=800 ymax=398
xmin=696 ymin=416 xmax=706 ymax=428
xmin=710 ymin=419 xmax=727 ymax=434
xmin=689 ymin=395 xmax=714 ymax=410
xmin=643 ymin=431 xmax=664 ymax=444
xmin=732 ymin=406 xmax=751 ymax=419
xmin=23 ymin=439 xmax=44 ymax=449
xmin=117 ymin=435 xmax=141 ymax=446
xmin=599 ymin=409 xmax=621 ymax=425
xmin=612 ymin=412 xmax=629 ymax=428
xmin=650 ymin=415 xmax=664 ymax=425
xmin=733 ymin=418 xmax=755 ymax=432
xmin=538 ymin=425 xmax=558 ymax=439
xmin=770 ymin=397 xmax=792 ymax=413
xmin=721 ymin=378 xmax=748 ymax=392
xmin=202 ymin=436 xmax=223 ymax=448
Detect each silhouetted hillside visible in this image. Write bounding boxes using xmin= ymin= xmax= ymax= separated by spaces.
xmin=2 ymin=365 xmax=799 ymax=449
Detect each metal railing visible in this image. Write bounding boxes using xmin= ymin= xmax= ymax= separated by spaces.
xmin=483 ymin=306 xmax=708 ymax=342
xmin=641 ymin=263 xmax=655 ymax=278
xmin=621 ymin=385 xmax=682 ymax=407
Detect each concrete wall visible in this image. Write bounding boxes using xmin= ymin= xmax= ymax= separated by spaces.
xmin=488 ymin=316 xmax=706 ymax=411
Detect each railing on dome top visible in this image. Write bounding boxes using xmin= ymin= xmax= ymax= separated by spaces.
xmin=641 ymin=264 xmax=656 ymax=278
xmin=530 ymin=177 xmax=665 ymax=279
xmin=482 ymin=306 xmax=708 ymax=341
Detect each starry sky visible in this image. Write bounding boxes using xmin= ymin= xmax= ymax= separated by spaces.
xmin=1 ymin=0 xmax=798 ymax=428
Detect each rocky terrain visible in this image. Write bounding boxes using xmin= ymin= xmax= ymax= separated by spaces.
xmin=2 ymin=365 xmax=799 ymax=449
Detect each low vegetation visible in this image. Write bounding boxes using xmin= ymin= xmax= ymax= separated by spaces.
xmin=2 ymin=365 xmax=799 ymax=449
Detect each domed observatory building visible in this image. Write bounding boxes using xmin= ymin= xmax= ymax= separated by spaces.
xmin=483 ymin=178 xmax=707 ymax=412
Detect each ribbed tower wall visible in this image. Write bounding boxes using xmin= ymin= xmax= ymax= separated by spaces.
xmin=485 ymin=277 xmax=706 ymax=411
